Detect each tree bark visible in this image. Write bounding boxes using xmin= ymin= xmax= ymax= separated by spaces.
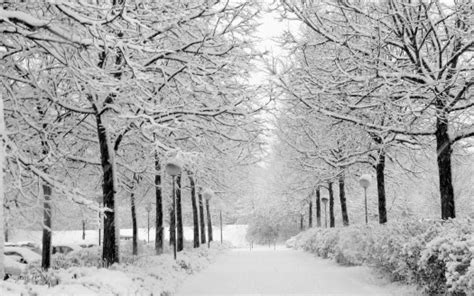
xmin=0 ymin=95 xmax=4 ymax=279
xmin=41 ymin=183 xmax=52 ymax=270
xmin=95 ymin=22 xmax=123 ymax=266
xmin=316 ymin=187 xmax=321 ymax=227
xmin=96 ymin=112 xmax=119 ymax=266
xmin=433 ymin=14 xmax=465 ymax=220
xmin=130 ymin=192 xmax=138 ymax=256
xmin=154 ymin=153 xmax=163 ymax=254
xmin=436 ymin=112 xmax=455 ymax=219
xmin=338 ymin=174 xmax=349 ymax=226
xmin=328 ymin=182 xmax=335 ymax=228
xmin=38 ymin=105 xmax=52 ymax=270
xmin=199 ymin=192 xmax=206 ymax=244
xmin=376 ymin=150 xmax=387 ymax=224
xmin=4 ymin=221 xmax=8 ymax=243
xmin=308 ymin=200 xmax=313 ymax=228
xmin=188 ymin=175 xmax=200 ymax=248
xmin=176 ymin=175 xmax=183 ymax=251
xmin=206 ymin=199 xmax=213 ymax=242
xmin=98 ymin=211 xmax=101 ymax=246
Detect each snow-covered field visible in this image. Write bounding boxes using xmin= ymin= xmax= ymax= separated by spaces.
xmin=8 ymin=224 xmax=249 ymax=247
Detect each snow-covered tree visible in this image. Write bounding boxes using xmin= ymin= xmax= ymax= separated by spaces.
xmin=279 ymin=0 xmax=473 ymax=219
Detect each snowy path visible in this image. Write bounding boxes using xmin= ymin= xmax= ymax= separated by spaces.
xmin=175 ymin=247 xmax=416 ymax=296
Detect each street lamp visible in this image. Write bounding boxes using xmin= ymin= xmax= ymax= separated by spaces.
xmin=321 ymin=197 xmax=328 ymax=228
xmin=215 ymin=196 xmax=224 ymax=245
xmin=145 ymin=201 xmax=152 ymax=244
xmin=202 ymin=188 xmax=214 ymax=248
xmin=219 ymin=209 xmax=223 ymax=245
xmin=359 ymin=174 xmax=371 ymax=224
xmin=165 ymin=156 xmax=182 ymax=260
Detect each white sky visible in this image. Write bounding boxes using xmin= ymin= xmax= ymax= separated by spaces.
xmin=250 ymin=2 xmax=299 ymax=85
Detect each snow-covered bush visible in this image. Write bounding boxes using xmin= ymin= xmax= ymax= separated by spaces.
xmin=22 ymin=266 xmax=60 ymax=287
xmin=19 ymin=247 xmax=102 ymax=285
xmin=286 ymin=218 xmax=474 ymax=295
xmin=51 ymin=247 xmax=102 ymax=269
xmin=334 ymin=226 xmax=371 ymax=266
xmin=417 ymin=221 xmax=474 ymax=295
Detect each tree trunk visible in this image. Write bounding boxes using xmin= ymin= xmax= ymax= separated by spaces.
xmin=41 ymin=183 xmax=52 ymax=270
xmin=199 ymin=193 xmax=206 ymax=244
xmin=130 ymin=192 xmax=138 ymax=256
xmin=308 ymin=200 xmax=313 ymax=228
xmin=316 ymin=187 xmax=321 ymax=227
xmin=436 ymin=113 xmax=455 ymax=219
xmin=96 ymin=112 xmax=119 ymax=266
xmin=339 ymin=174 xmax=349 ymax=226
xmin=206 ymin=199 xmax=213 ymax=242
xmin=98 ymin=211 xmax=102 ymax=246
xmin=328 ymin=182 xmax=335 ymax=228
xmin=0 ymin=95 xmax=4 ymax=279
xmin=4 ymin=221 xmax=8 ymax=243
xmin=188 ymin=175 xmax=200 ymax=248
xmin=376 ymin=151 xmax=387 ymax=224
xmin=154 ymin=153 xmax=163 ymax=254
xmin=299 ymin=214 xmax=304 ymax=231
xmin=82 ymin=220 xmax=86 ymax=240
xmin=176 ymin=175 xmax=183 ymax=252
xmin=95 ymin=27 xmax=123 ymax=266
xmin=98 ymin=212 xmax=103 ymax=246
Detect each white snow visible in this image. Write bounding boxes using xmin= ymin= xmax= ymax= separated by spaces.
xmin=1 ymin=243 xmax=230 ymax=295
xmin=4 ymin=247 xmax=41 ymax=263
xmin=176 ymin=247 xmax=420 ymax=295
xmin=4 ymin=256 xmax=25 ymax=276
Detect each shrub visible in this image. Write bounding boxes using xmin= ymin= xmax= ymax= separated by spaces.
xmin=22 ymin=266 xmax=60 ymax=286
xmin=51 ymin=247 xmax=102 ymax=269
xmin=418 ymin=224 xmax=473 ymax=295
xmin=286 ymin=218 xmax=473 ymax=295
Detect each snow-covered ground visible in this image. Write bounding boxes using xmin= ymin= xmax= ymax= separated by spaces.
xmin=176 ymin=247 xmax=420 ymax=295
xmin=1 ymin=225 xmax=247 ymax=295
xmin=1 ymin=243 xmax=231 ymax=295
xmin=8 ymin=224 xmax=249 ymax=247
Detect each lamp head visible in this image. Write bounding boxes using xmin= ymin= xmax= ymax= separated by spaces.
xmin=145 ymin=201 xmax=152 ymax=212
xmin=202 ymin=188 xmax=214 ymax=201
xmin=359 ymin=174 xmax=371 ymax=189
xmin=165 ymin=157 xmax=182 ymax=176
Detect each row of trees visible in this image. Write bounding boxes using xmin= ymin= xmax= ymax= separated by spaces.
xmin=0 ymin=1 xmax=265 ymax=278
xmin=268 ymin=0 xmax=472 ymax=226
xmin=243 ymin=0 xmax=472 ymax=240
xmin=126 ymin=159 xmax=216 ymax=258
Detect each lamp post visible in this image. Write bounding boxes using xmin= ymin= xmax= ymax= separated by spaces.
xmin=145 ymin=201 xmax=152 ymax=244
xmin=202 ymin=188 xmax=214 ymax=249
xmin=359 ymin=174 xmax=371 ymax=224
xmin=215 ymin=194 xmax=223 ymax=245
xmin=220 ymin=210 xmax=223 ymax=245
xmin=321 ymin=197 xmax=328 ymax=228
xmin=165 ymin=157 xmax=182 ymax=260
